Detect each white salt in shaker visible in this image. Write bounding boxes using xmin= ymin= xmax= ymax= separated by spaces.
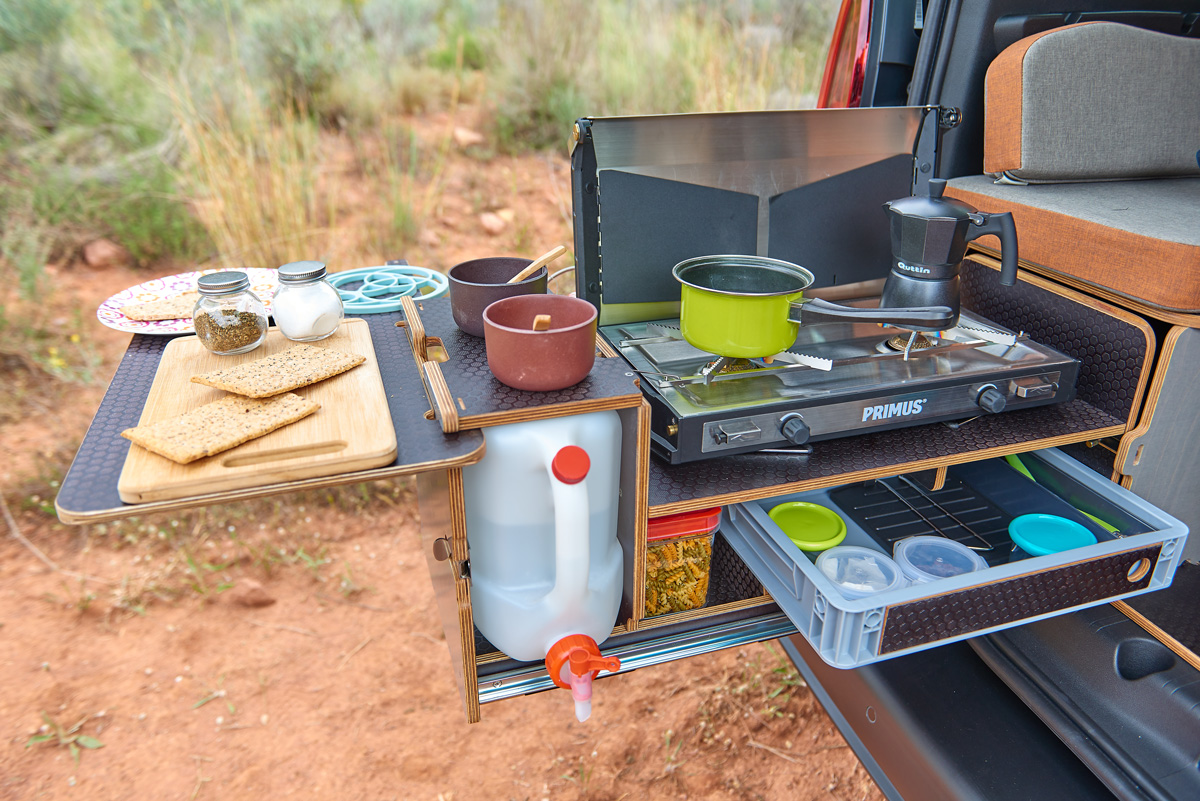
xmin=272 ymin=261 xmax=344 ymax=341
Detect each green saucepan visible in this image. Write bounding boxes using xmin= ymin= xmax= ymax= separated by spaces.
xmin=672 ymin=255 xmax=955 ymax=359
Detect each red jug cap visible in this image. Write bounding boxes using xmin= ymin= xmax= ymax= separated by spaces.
xmin=551 ymin=445 xmax=590 ymax=484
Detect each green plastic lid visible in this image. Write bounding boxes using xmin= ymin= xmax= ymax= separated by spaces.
xmin=768 ymin=501 xmax=847 ymax=552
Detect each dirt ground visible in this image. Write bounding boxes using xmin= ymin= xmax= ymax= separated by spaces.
xmin=0 ymin=111 xmax=885 ymax=801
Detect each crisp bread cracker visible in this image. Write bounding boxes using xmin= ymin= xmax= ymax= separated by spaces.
xmin=121 ymin=393 xmax=319 ymax=464
xmin=189 ymin=344 xmax=366 ymax=398
xmin=121 ymin=292 xmax=200 ymax=321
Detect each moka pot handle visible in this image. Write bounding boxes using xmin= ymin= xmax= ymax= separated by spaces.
xmin=967 ymin=211 xmax=1019 ymax=286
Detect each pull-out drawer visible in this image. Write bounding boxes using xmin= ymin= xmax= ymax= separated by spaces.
xmin=721 ymin=448 xmax=1188 ymax=668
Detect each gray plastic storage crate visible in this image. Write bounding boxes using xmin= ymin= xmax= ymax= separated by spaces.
xmin=721 ymin=448 xmax=1188 ymax=668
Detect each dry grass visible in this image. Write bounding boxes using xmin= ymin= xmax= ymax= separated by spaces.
xmin=170 ymin=71 xmax=335 ymax=270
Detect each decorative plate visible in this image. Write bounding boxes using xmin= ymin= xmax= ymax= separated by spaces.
xmin=96 ymin=268 xmax=279 ymax=335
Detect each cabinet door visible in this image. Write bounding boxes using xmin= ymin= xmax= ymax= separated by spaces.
xmin=1117 ymin=325 xmax=1200 ymax=562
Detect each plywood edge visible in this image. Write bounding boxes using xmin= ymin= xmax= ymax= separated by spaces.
xmin=447 ymin=467 xmax=482 ymax=723
xmin=422 ymin=360 xmax=460 ymax=433
xmin=399 ymin=295 xmax=428 ymax=360
xmin=456 ymin=392 xmax=645 ymax=431
xmin=635 ymin=596 xmax=776 ymax=630
xmin=647 ymin=425 xmax=1127 ymax=517
xmin=1114 ymin=325 xmax=1189 ymax=476
xmin=626 ymin=401 xmax=651 ymax=632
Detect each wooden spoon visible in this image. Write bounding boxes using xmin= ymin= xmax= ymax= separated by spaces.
xmin=532 ymin=314 xmax=552 ymax=331
xmin=507 ymin=244 xmax=567 ymax=284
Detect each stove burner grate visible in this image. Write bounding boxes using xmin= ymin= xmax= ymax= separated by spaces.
xmin=885 ymin=331 xmax=936 ymax=352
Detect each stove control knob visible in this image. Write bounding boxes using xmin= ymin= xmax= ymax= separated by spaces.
xmin=976 ymin=385 xmax=1007 ymax=414
xmin=780 ymin=414 xmax=811 ymax=445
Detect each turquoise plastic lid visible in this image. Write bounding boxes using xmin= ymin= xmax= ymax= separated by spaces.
xmin=1008 ymin=514 xmax=1097 ymax=556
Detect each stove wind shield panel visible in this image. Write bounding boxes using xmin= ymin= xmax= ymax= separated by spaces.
xmin=571 ymin=107 xmax=933 ymax=325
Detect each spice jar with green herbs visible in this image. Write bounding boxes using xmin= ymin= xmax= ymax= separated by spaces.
xmin=193 ymin=271 xmax=269 ymax=355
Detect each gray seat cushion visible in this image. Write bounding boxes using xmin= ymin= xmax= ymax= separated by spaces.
xmin=984 ymin=22 xmax=1200 ymax=183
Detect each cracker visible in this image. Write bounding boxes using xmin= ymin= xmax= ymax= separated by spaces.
xmin=190 ymin=344 xmax=366 ymax=398
xmin=121 ymin=292 xmax=200 ymax=321
xmin=121 ymin=393 xmax=319 ymax=464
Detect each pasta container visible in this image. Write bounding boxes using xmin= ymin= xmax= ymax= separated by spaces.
xmin=644 ymin=507 xmax=721 ymax=617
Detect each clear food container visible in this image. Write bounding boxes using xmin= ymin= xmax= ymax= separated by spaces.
xmin=644 ymin=507 xmax=720 ymax=617
xmin=815 ymin=545 xmax=907 ymax=599
xmin=893 ymin=536 xmax=989 ymax=584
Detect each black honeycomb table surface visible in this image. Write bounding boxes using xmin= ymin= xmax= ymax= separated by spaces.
xmin=403 ymin=297 xmax=642 ymax=427
xmin=56 ymin=314 xmax=483 ymax=521
xmin=647 ymin=399 xmax=1123 ymax=510
xmin=961 ymin=258 xmax=1148 ymax=421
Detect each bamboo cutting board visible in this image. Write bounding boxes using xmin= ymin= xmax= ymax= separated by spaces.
xmin=118 ymin=319 xmax=397 ymax=503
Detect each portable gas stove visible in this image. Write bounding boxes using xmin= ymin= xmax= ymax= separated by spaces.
xmin=602 ymin=305 xmax=1080 ymax=464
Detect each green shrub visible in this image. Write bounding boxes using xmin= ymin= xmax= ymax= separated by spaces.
xmin=360 ymin=0 xmax=440 ymax=61
xmin=241 ymin=0 xmax=361 ymax=120
xmin=0 ymin=0 xmax=71 ymax=54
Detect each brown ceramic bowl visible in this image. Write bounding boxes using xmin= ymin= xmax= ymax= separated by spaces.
xmin=482 ymin=294 xmax=598 ymax=391
xmin=447 ymin=257 xmax=548 ymax=337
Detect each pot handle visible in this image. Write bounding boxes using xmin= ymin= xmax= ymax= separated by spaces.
xmin=788 ymin=298 xmax=955 ymax=330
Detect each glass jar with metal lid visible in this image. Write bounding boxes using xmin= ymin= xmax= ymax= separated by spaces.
xmin=192 ymin=271 xmax=269 ymax=355
xmin=272 ymin=260 xmax=344 ymax=342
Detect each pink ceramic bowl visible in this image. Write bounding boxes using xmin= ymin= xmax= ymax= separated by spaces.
xmin=482 ymin=295 xmax=598 ymax=391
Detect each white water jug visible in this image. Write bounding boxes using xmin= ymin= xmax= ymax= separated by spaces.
xmin=462 ymin=410 xmax=624 ymax=720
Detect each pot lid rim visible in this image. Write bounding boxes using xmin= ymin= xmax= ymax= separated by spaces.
xmin=672 ymin=254 xmax=815 ymax=298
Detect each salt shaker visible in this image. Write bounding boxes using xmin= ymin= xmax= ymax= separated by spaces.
xmin=193 ymin=271 xmax=269 ymax=355
xmin=272 ymin=261 xmax=345 ymax=341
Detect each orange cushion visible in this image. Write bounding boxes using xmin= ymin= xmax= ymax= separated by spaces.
xmin=946 ymin=177 xmax=1200 ymax=313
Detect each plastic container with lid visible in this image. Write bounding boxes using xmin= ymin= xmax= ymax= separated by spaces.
xmin=767 ymin=501 xmax=847 ymax=554
xmin=193 ymin=271 xmax=268 ymax=355
xmin=893 ymin=536 xmax=989 ymax=584
xmin=644 ymin=507 xmax=721 ymax=617
xmin=272 ymin=260 xmax=345 ymax=342
xmin=815 ymin=546 xmax=907 ymax=599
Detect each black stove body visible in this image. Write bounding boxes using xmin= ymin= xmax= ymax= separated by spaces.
xmin=604 ymin=311 xmax=1078 ymax=464
xmin=571 ymin=107 xmax=1079 ymax=463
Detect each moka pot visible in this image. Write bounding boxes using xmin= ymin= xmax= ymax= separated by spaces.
xmin=880 ymin=178 xmax=1019 ymax=329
